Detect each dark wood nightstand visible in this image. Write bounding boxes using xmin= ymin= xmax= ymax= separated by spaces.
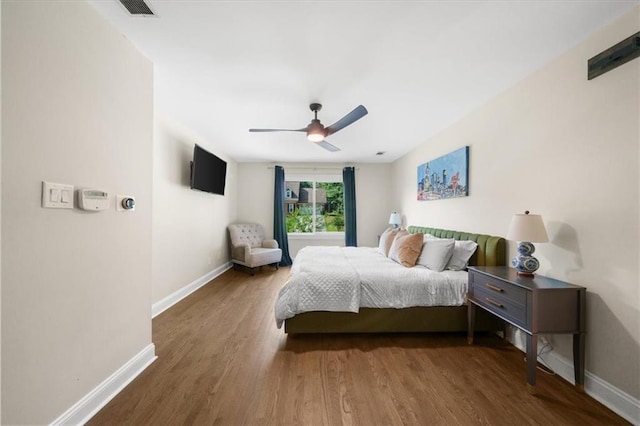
xmin=467 ymin=266 xmax=586 ymax=392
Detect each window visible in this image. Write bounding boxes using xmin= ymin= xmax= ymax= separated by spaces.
xmin=285 ymin=178 xmax=344 ymax=234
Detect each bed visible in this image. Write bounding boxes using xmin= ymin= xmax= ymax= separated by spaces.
xmin=276 ymin=226 xmax=506 ymax=334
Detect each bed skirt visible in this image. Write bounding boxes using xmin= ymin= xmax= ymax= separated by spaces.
xmin=284 ymin=305 xmax=502 ymax=334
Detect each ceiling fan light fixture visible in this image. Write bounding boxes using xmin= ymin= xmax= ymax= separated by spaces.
xmin=307 ymin=131 xmax=325 ymax=142
xmin=306 ymin=119 xmax=326 ymax=142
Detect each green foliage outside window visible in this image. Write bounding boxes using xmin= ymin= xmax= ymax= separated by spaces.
xmin=285 ymin=180 xmax=345 ymax=233
xmin=317 ymin=182 xmax=344 ymax=215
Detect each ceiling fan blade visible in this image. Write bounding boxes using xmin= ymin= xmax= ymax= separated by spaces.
xmin=249 ymin=128 xmax=307 ymax=133
xmin=325 ymin=105 xmax=368 ymax=136
xmin=315 ymin=140 xmax=341 ymax=152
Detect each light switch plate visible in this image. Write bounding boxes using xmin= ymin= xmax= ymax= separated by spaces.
xmin=42 ymin=181 xmax=74 ymax=209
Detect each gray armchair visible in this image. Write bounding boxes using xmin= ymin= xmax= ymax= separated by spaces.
xmin=228 ymin=224 xmax=282 ymax=275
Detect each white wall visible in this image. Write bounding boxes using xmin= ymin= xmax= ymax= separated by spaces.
xmin=392 ymin=5 xmax=639 ymax=404
xmin=0 ymin=2 xmax=3 ymax=419
xmin=237 ymin=162 xmax=392 ymax=256
xmin=152 ymin=114 xmax=237 ymax=304
xmin=1 ymin=2 xmax=153 ymax=424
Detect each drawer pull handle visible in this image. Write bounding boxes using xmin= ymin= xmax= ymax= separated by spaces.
xmin=486 ymin=283 xmax=504 ymax=293
xmin=485 ymin=297 xmax=504 ymax=308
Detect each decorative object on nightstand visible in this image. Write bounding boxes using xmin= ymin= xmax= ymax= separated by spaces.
xmin=507 ymin=210 xmax=549 ymax=276
xmin=388 ymin=212 xmax=402 ymax=229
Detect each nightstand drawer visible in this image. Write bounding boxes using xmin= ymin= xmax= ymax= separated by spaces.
xmin=472 ymin=286 xmax=527 ymax=327
xmin=470 ymin=273 xmax=527 ymax=305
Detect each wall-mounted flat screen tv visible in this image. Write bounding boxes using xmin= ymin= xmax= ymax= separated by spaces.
xmin=190 ymin=144 xmax=227 ymax=196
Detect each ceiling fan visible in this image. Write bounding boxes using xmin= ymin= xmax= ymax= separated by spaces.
xmin=249 ymin=103 xmax=368 ymax=152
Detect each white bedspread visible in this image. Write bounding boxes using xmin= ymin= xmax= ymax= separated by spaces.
xmin=275 ymin=246 xmax=469 ymax=328
xmin=274 ymin=246 xmax=361 ymax=328
xmin=345 ymin=247 xmax=468 ymax=308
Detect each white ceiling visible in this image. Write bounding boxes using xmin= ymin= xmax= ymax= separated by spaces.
xmin=89 ymin=0 xmax=637 ymax=163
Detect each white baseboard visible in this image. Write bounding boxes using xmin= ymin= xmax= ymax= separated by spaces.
xmin=509 ymin=329 xmax=640 ymax=425
xmin=50 ymin=344 xmax=157 ymax=426
xmin=151 ymin=262 xmax=232 ymax=318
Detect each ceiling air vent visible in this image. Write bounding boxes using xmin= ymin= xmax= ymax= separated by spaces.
xmin=119 ymin=0 xmax=154 ymax=16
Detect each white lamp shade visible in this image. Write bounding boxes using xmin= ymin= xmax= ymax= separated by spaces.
xmin=389 ymin=212 xmax=402 ymax=226
xmin=507 ymin=213 xmax=549 ymax=243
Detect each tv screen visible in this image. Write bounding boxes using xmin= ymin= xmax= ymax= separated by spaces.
xmin=190 ymin=144 xmax=227 ymax=195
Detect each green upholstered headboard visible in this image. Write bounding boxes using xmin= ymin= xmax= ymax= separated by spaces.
xmin=407 ymin=226 xmax=506 ymax=267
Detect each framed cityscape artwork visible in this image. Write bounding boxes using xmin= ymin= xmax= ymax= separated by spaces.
xmin=417 ymin=146 xmax=469 ymax=201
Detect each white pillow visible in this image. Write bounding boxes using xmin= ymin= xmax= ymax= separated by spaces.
xmin=447 ymin=240 xmax=478 ymax=271
xmin=422 ymin=235 xmax=479 ymax=271
xmin=416 ymin=238 xmax=455 ymax=272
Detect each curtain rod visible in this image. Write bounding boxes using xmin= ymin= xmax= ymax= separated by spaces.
xmin=267 ymin=166 xmax=359 ymax=171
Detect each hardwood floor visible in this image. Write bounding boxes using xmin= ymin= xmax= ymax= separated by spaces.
xmin=89 ymin=267 xmax=627 ymax=425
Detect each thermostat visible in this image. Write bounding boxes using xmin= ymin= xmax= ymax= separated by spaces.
xmin=78 ymin=188 xmax=109 ymax=211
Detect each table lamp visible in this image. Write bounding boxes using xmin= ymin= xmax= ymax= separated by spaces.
xmin=389 ymin=212 xmax=402 ymax=229
xmin=507 ymin=210 xmax=549 ymax=276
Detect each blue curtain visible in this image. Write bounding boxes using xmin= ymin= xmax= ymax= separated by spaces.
xmin=274 ymin=165 xmax=293 ymax=266
xmin=343 ymin=167 xmax=357 ymax=247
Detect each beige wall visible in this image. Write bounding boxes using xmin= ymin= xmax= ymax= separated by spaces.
xmin=1 ymin=2 xmax=153 ymax=424
xmin=237 ymin=162 xmax=392 ymax=256
xmin=152 ymin=114 xmax=237 ymax=304
xmin=392 ymin=7 xmax=639 ymax=400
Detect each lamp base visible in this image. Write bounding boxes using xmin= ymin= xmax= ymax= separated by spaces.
xmin=511 ymin=241 xmax=540 ymax=275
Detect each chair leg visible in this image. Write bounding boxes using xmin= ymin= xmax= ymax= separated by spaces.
xmin=250 ymin=267 xmax=255 ymax=276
